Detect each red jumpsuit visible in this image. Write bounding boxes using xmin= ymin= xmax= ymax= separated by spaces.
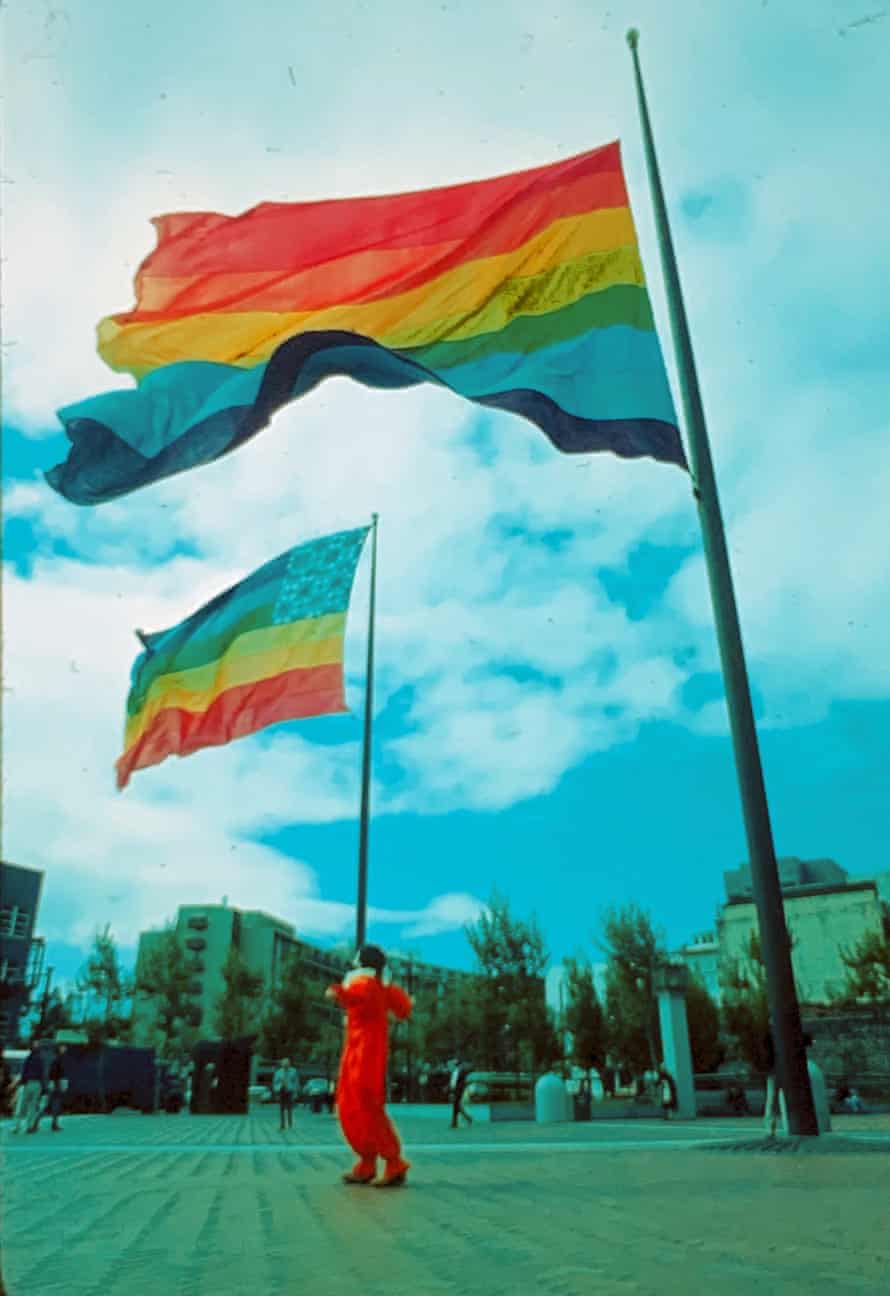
xmin=328 ymin=970 xmax=412 ymax=1180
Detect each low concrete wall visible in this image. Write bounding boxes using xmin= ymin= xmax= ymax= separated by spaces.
xmin=803 ymin=1014 xmax=890 ymax=1075
xmin=382 ymin=1102 xmax=531 ymax=1123
xmin=491 ymin=1102 xmax=536 ymax=1122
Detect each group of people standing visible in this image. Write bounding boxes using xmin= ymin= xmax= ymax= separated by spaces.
xmin=10 ymin=1041 xmax=68 ymax=1134
xmin=2 ymin=938 xmax=453 ymax=1194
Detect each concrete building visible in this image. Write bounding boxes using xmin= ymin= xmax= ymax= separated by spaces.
xmin=0 ymin=862 xmax=46 ymax=1045
xmin=132 ymin=902 xmax=483 ymax=1051
xmin=718 ymin=857 xmax=884 ymax=1006
xmin=386 ymin=949 xmax=483 ymax=1002
xmin=675 ymin=932 xmax=722 ymax=1004
xmin=132 ymin=902 xmax=298 ymax=1046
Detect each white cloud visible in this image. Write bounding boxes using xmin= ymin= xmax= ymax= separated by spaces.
xmin=3 ymin=0 xmax=888 ymax=965
xmin=378 ymin=893 xmax=486 ymax=940
xmin=667 ymin=390 xmax=890 ymax=725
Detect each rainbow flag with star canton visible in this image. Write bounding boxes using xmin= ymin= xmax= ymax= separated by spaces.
xmin=116 ymin=527 xmax=368 ymax=789
xmin=48 ymin=141 xmax=685 ymax=505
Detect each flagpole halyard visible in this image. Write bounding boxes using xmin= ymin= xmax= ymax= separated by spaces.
xmin=626 ymin=29 xmax=818 ymax=1134
xmin=355 ymin=512 xmax=379 ymax=950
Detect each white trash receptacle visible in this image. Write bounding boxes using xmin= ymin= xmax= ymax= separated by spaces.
xmin=535 ymin=1072 xmax=570 ymax=1123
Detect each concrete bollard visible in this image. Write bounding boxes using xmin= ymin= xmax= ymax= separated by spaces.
xmin=535 ymin=1072 xmax=570 ymax=1123
xmin=772 ymin=1060 xmax=831 ymax=1136
xmin=807 ymin=1059 xmax=832 ymax=1134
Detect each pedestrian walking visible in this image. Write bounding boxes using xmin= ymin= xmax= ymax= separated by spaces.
xmin=325 ymin=943 xmax=413 ymax=1188
xmin=273 ymin=1056 xmax=298 ymax=1130
xmin=763 ymin=1026 xmax=782 ymax=1136
xmin=14 ymin=1043 xmax=46 ymax=1134
xmin=658 ymin=1064 xmax=678 ymax=1120
xmin=47 ymin=1043 xmax=68 ymax=1131
xmin=448 ymin=1058 xmax=473 ymax=1128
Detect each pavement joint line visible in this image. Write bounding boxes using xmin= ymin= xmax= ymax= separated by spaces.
xmin=0 ymin=1119 xmax=754 ymax=1136
xmin=2 ymin=1137 xmax=770 ymax=1156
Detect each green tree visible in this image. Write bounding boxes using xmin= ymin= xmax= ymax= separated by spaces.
xmin=840 ymin=905 xmax=890 ymax=1012
xmin=77 ymin=925 xmax=134 ymax=1109
xmin=134 ymin=927 xmax=202 ymax=1061
xmin=78 ymin=924 xmax=132 ymax=1042
xmin=259 ymin=951 xmax=316 ymax=1060
xmin=600 ymin=904 xmax=666 ymax=1078
xmin=306 ymin=1015 xmax=343 ymax=1079
xmin=684 ymin=975 xmax=724 ymax=1074
xmin=213 ymin=946 xmax=264 ymax=1041
xmin=562 ymin=956 xmax=607 ymax=1071
xmin=464 ymin=889 xmax=552 ymax=1072
xmin=30 ymin=988 xmax=73 ymax=1042
xmin=719 ymin=930 xmax=771 ymax=1073
xmin=405 ymin=977 xmax=485 ymax=1073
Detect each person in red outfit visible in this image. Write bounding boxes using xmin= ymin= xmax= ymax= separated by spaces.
xmin=326 ymin=944 xmax=413 ymax=1187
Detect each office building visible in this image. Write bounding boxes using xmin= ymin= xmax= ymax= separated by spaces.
xmin=132 ymin=902 xmax=297 ymax=1046
xmin=675 ymin=932 xmax=722 ymax=1004
xmin=0 ymin=862 xmax=46 ymax=1044
xmin=131 ymin=901 xmax=484 ymax=1050
xmin=718 ymin=857 xmax=884 ymax=1006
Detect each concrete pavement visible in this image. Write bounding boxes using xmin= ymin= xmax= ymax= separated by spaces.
xmin=3 ymin=1109 xmax=889 ymax=1295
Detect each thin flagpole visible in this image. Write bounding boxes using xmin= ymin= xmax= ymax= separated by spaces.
xmin=626 ymin=29 xmax=818 ymax=1135
xmin=355 ymin=512 xmax=379 ymax=950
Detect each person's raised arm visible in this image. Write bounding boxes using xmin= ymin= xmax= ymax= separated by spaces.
xmin=326 ymin=982 xmax=350 ymax=1007
xmin=385 ymin=984 xmax=413 ymax=1021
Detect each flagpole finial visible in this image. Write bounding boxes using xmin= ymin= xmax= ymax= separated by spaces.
xmin=626 ymin=28 xmax=640 ymax=51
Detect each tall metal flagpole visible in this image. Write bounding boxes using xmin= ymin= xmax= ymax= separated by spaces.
xmin=626 ymin=29 xmax=818 ymax=1135
xmin=355 ymin=513 xmax=379 ymax=950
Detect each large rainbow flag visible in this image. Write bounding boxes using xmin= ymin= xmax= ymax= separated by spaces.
xmin=116 ymin=526 xmax=368 ymax=789
xmin=48 ymin=141 xmax=685 ymax=505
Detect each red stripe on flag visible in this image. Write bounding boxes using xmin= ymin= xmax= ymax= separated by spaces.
xmin=116 ymin=663 xmax=346 ymax=788
xmin=141 ymin=143 xmax=625 ymax=279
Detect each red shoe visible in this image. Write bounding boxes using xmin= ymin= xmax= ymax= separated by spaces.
xmin=342 ymin=1160 xmax=376 ymax=1185
xmin=374 ymin=1159 xmax=410 ymax=1188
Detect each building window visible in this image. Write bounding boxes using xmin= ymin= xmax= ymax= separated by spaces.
xmin=0 ymin=907 xmax=29 ymax=939
xmin=186 ymin=937 xmax=206 ymax=951
xmin=186 ymin=915 xmax=209 ymax=930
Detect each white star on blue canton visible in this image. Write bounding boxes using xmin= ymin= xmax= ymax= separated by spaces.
xmin=271 ymin=527 xmax=369 ymax=626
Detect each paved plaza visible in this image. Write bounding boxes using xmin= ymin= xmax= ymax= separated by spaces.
xmin=3 ymin=1108 xmax=889 ymax=1295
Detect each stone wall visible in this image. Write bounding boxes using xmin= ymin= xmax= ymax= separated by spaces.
xmin=802 ymin=1011 xmax=890 ymax=1076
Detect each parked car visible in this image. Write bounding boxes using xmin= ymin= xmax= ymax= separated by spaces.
xmin=301 ymin=1077 xmax=334 ymax=1112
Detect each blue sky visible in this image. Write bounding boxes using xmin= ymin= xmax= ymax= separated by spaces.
xmin=3 ymin=0 xmax=889 ymax=992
